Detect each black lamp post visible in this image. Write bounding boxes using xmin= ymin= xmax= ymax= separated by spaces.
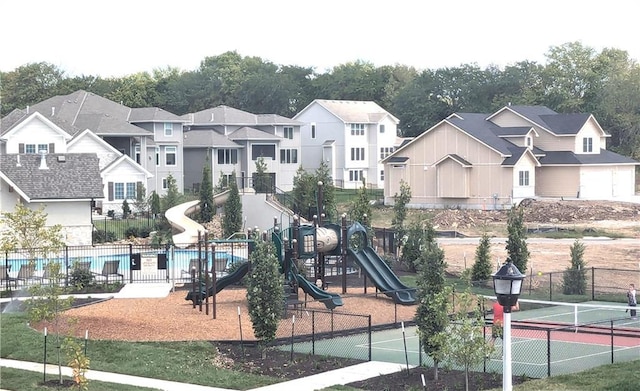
xmin=492 ymin=261 xmax=525 ymax=391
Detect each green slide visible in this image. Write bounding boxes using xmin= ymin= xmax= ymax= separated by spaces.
xmin=295 ymin=273 xmax=343 ymax=310
xmin=185 ymin=262 xmax=249 ymax=302
xmin=348 ymin=246 xmax=416 ymax=305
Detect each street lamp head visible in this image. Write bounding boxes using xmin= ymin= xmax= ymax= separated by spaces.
xmin=492 ymin=261 xmax=525 ymax=312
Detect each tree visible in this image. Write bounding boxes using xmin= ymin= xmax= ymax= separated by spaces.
xmin=0 ymin=62 xmax=66 ymax=114
xmin=349 ymin=177 xmax=372 ymax=228
xmin=246 ymin=237 xmax=284 ymax=358
xmin=222 ymin=172 xmax=243 ymax=238
xmin=291 ymin=166 xmax=316 ymax=220
xmin=391 ymin=180 xmax=412 ymax=246
xmin=149 ymin=191 xmax=161 ymax=218
xmin=161 ymin=174 xmax=182 ymax=213
xmin=562 ymin=240 xmax=587 ymax=295
xmin=253 ymin=156 xmax=270 ymax=194
xmin=121 ymin=199 xmax=131 ymax=219
xmin=471 ymin=230 xmax=493 ymax=284
xmin=399 ymin=221 xmax=436 ymax=273
xmin=437 ymin=290 xmax=493 ymax=391
xmin=415 ymin=221 xmax=448 ymax=380
xmin=27 ymin=263 xmax=89 ymax=388
xmin=315 ymin=161 xmax=336 ymax=221
xmin=199 ymin=158 xmax=214 ymax=223
xmin=0 ymin=203 xmax=64 ymax=265
xmin=133 ymin=183 xmax=148 ymax=215
xmin=505 ymin=205 xmax=529 ymax=272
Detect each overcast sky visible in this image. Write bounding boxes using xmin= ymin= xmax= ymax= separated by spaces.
xmin=2 ymin=0 xmax=639 ymax=78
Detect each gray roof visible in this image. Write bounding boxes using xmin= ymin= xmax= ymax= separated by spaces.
xmin=183 ymin=130 xmax=243 ymax=148
xmin=507 ymin=106 xmax=594 ymax=135
xmin=228 ymin=127 xmax=282 ymax=141
xmin=183 ymin=105 xmax=302 ymax=126
xmin=311 ymin=99 xmax=399 ymax=124
xmin=2 ymin=90 xmax=153 ymax=137
xmin=539 ymin=149 xmax=638 ymax=165
xmin=0 ymin=153 xmax=103 ymax=200
xmin=129 ymin=107 xmax=185 ymax=123
xmin=448 ymin=113 xmax=515 ymax=155
xmin=492 ymin=126 xmax=532 ymax=137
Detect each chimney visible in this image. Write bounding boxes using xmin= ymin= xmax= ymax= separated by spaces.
xmin=210 ymin=113 xmax=214 ymax=121
xmin=26 ymin=105 xmax=29 ymax=114
xmin=16 ymin=155 xmax=21 ymax=167
xmin=39 ymin=150 xmax=49 ymax=170
xmin=51 ymin=106 xmax=55 ymax=116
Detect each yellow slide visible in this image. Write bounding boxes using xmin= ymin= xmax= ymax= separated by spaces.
xmin=165 ymin=190 xmax=230 ymax=247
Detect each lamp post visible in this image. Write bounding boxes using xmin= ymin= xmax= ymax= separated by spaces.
xmin=492 ymin=261 xmax=525 ymax=391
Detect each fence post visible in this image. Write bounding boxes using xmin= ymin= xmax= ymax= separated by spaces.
xmin=368 ymin=315 xmax=372 ymax=361
xmin=129 ymin=243 xmax=133 ymax=283
xmin=312 ymin=311 xmax=315 ymax=356
xmin=549 ymin=272 xmax=553 ymax=301
xmin=610 ymin=320 xmax=614 ymax=363
xmin=591 ymin=267 xmax=595 ymax=301
xmin=64 ymin=246 xmax=69 ymax=287
xmin=547 ymin=329 xmax=551 ymax=377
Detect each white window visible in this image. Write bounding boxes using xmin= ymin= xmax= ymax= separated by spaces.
xmin=519 ymin=171 xmax=529 ymax=186
xmin=583 ymin=137 xmax=593 ymax=152
xmin=283 ymin=126 xmax=294 ymax=139
xmin=280 ymin=149 xmax=298 ymax=164
xmin=380 ymin=147 xmax=394 ymax=159
xmin=162 ymin=178 xmax=168 ymax=189
xmin=165 ymin=146 xmax=176 ymax=166
xmin=25 ymin=144 xmax=36 ymax=154
xmin=155 ymin=147 xmax=160 ymax=166
xmin=135 ymin=144 xmax=141 ymax=164
xmin=350 ymin=123 xmax=365 ymax=136
xmin=349 ymin=170 xmax=364 ymax=182
xmin=526 ymin=137 xmax=532 ymax=148
xmin=218 ymin=149 xmax=238 ymax=164
xmin=126 ymin=183 xmax=136 ymax=199
xmin=114 ymin=182 xmax=138 ymax=200
xmin=164 ymin=123 xmax=173 ymax=136
xmin=38 ymin=144 xmax=48 ymax=153
xmin=311 ymin=123 xmax=316 ymax=139
xmin=380 ymin=170 xmax=384 ymax=181
xmin=379 ymin=124 xmax=385 ymax=133
xmin=114 ymin=183 xmax=125 ymax=200
xmin=350 ymin=147 xmax=365 ymax=161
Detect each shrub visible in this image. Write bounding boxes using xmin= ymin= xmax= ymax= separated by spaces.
xmin=93 ymin=230 xmax=116 ymax=244
xmin=70 ymin=267 xmax=94 ymax=290
xmin=124 ymin=227 xmax=140 ymax=238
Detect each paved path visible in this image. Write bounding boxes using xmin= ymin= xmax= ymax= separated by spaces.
xmin=0 ymin=358 xmax=407 ymax=391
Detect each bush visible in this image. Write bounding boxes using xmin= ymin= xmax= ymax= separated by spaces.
xmin=93 ymin=230 xmax=116 ymax=244
xmin=70 ymin=267 xmax=94 ymax=290
xmin=139 ymin=227 xmax=152 ymax=238
xmin=124 ymin=227 xmax=140 ymax=238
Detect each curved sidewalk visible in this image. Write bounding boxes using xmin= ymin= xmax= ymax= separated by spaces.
xmin=0 ymin=358 xmax=407 ymax=391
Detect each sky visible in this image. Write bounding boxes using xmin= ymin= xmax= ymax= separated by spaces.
xmin=2 ymin=0 xmax=639 ymax=78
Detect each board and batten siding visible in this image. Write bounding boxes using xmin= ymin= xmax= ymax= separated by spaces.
xmin=535 ymin=166 xmax=580 ymax=197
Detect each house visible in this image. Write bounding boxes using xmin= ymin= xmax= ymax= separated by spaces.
xmin=182 ymin=105 xmax=304 ymax=192
xmin=383 ymin=105 xmax=639 ymax=209
xmin=0 ymin=152 xmax=103 ymax=246
xmin=293 ymin=99 xmax=402 ymax=189
xmin=1 ymin=90 xmax=185 ymax=198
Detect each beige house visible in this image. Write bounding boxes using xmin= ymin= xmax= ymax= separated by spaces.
xmin=383 ymin=105 xmax=638 ymax=209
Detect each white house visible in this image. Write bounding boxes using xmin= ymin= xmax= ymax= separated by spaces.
xmin=294 ymin=99 xmax=402 ymax=189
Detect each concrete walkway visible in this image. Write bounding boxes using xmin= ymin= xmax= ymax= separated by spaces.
xmin=0 ymin=358 xmax=408 ymax=391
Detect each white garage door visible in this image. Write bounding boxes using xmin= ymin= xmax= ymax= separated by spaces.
xmin=580 ymin=168 xmax=612 ymax=199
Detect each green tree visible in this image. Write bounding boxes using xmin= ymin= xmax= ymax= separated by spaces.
xmin=253 ymin=156 xmax=270 ymax=194
xmin=505 ymin=204 xmax=529 ymax=273
xmin=349 ymin=178 xmax=372 ymax=228
xmin=199 ymin=158 xmax=214 ymax=223
xmin=247 ymin=237 xmax=284 ymax=358
xmin=214 ymin=171 xmax=229 ymax=194
xmin=222 ymin=172 xmax=243 ymax=238
xmin=105 ymin=71 xmax=159 ymax=108
xmin=315 ymin=161 xmax=336 ymax=221
xmin=0 ymin=62 xmax=66 ymax=115
xmin=391 ymin=180 xmax=412 ymax=245
xmin=415 ymin=229 xmax=448 ymax=381
xmin=291 ymin=166 xmax=316 ymax=220
xmin=149 ymin=191 xmax=161 ymax=218
xmin=27 ymin=263 xmax=89 ymax=387
xmin=437 ymin=290 xmax=493 ymax=391
xmin=121 ymin=199 xmax=131 ymax=219
xmin=562 ymin=239 xmax=587 ymax=295
xmin=399 ymin=221 xmax=436 ymax=273
xmin=471 ymin=230 xmax=493 ymax=284
xmin=0 ymin=203 xmax=64 ymax=265
xmin=133 ymin=182 xmax=148 ymax=215
xmin=161 ymin=174 xmax=182 ymax=213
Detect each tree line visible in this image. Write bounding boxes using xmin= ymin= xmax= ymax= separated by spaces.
xmin=3 ymin=41 xmax=640 ymax=158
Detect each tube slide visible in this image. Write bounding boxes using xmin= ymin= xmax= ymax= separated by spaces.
xmin=166 ymin=190 xmax=230 ymax=247
xmin=295 ymin=273 xmax=343 ymax=310
xmin=348 ymin=246 xmax=416 ymax=305
xmin=185 ymin=261 xmax=249 ymax=303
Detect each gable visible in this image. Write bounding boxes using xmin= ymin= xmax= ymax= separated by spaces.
xmin=67 ymin=129 xmax=123 ymax=169
xmin=2 ymin=112 xmax=72 ymax=154
xmin=102 ymin=154 xmax=153 ymax=178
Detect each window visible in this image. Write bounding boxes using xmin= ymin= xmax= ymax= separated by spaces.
xmin=252 ymin=144 xmax=276 ymax=160
xmin=379 ymin=124 xmax=385 ymax=133
xmin=380 ymin=170 xmax=384 ymax=181
xmin=349 ymin=170 xmax=364 ymax=182
xmin=126 ymin=183 xmax=136 ymax=199
xmin=134 ymin=144 xmax=140 ymax=164
xmin=164 ymin=123 xmax=173 ymax=136
xmin=350 ymin=147 xmax=365 ymax=161
xmin=350 ymin=123 xmax=365 ymax=136
xmin=38 ymin=144 xmax=48 ymax=153
xmin=218 ymin=149 xmax=238 ymax=164
xmin=518 ymin=170 xmax=529 ymax=186
xmin=380 ymin=147 xmax=394 ymax=159
xmin=526 ymin=137 xmax=532 ymax=148
xmin=162 ymin=178 xmax=168 ymax=190
xmin=165 ymin=146 xmax=176 ymax=166
xmin=155 ymin=147 xmax=160 ymax=166
xmin=25 ymin=144 xmax=36 ymax=154
xmin=311 ymin=123 xmax=316 ymax=139
xmin=583 ymin=137 xmax=593 ymax=152
xmin=283 ymin=126 xmax=294 ymax=139
xmin=114 ymin=183 xmax=125 ymax=200
xmin=280 ymin=149 xmax=298 ymax=164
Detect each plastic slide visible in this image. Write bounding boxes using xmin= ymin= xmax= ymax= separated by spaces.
xmin=165 ymin=190 xmax=230 ymax=247
xmin=347 ymin=246 xmax=416 ymax=305
xmin=295 ymin=273 xmax=343 ymax=310
xmin=185 ymin=261 xmax=249 ymax=303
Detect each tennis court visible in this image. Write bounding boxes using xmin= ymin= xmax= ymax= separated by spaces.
xmin=279 ymin=299 xmax=640 ymax=378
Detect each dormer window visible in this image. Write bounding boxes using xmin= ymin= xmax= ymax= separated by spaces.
xmin=164 ymin=123 xmax=173 ymax=137
xmin=583 ymin=137 xmax=593 ymax=153
xmin=526 ymin=136 xmax=532 ymax=148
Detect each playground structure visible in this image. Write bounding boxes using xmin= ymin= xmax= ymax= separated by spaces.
xmin=165 ymin=190 xmax=230 ymax=247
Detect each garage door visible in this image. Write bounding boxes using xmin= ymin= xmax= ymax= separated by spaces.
xmin=580 ymin=168 xmax=612 ymax=199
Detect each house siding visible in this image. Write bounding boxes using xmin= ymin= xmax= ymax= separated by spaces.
xmin=489 ymin=110 xmax=575 ymax=151
xmin=574 ymin=120 xmax=604 ymax=154
xmin=5 ymin=119 xmax=68 ymax=154
xmin=535 ymin=166 xmax=580 ymax=197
